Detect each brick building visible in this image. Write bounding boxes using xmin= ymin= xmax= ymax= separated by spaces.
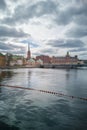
xmin=0 ymin=53 xmax=6 ymax=67
xmin=36 ymin=55 xmax=51 ymax=64
xmin=51 ymin=52 xmax=79 ymax=65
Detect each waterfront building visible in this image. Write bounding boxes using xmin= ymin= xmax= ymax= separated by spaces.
xmin=10 ymin=55 xmax=24 ymax=66
xmin=0 ymin=53 xmax=6 ymax=67
xmin=51 ymin=52 xmax=79 ymax=65
xmin=36 ymin=55 xmax=51 ymax=64
xmin=25 ymin=43 xmax=43 ymax=67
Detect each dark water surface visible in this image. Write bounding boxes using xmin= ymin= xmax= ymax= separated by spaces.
xmin=0 ymin=68 xmax=87 ymax=130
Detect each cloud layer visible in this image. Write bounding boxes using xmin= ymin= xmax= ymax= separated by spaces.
xmin=0 ymin=26 xmax=28 ymax=38
xmin=0 ymin=0 xmax=87 ymax=59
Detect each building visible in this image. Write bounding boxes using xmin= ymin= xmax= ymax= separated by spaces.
xmin=5 ymin=53 xmax=13 ymax=66
xmin=26 ymin=43 xmax=31 ymax=60
xmin=10 ymin=55 xmax=24 ymax=66
xmin=51 ymin=52 xmax=79 ymax=65
xmin=36 ymin=59 xmax=43 ymax=65
xmin=0 ymin=53 xmax=6 ymax=67
xmin=25 ymin=43 xmax=37 ymax=67
xmin=36 ymin=55 xmax=51 ymax=64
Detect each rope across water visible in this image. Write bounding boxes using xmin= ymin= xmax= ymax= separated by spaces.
xmin=0 ymin=84 xmax=87 ymax=101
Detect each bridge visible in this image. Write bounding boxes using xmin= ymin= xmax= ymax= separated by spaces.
xmin=40 ymin=64 xmax=87 ymax=69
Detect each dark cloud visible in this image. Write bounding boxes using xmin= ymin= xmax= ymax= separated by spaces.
xmin=0 ymin=42 xmax=12 ymax=50
xmin=0 ymin=42 xmax=25 ymax=55
xmin=54 ymin=9 xmax=73 ymax=25
xmin=1 ymin=0 xmax=87 ymax=28
xmin=41 ymin=48 xmax=55 ymax=54
xmin=33 ymin=47 xmax=58 ymax=56
xmin=0 ymin=42 xmax=21 ymax=51
xmin=66 ymin=26 xmax=87 ymax=38
xmin=0 ymin=37 xmax=8 ymax=42
xmin=1 ymin=0 xmax=58 ymax=25
xmin=0 ymin=0 xmax=7 ymax=10
xmin=20 ymin=39 xmax=39 ymax=48
xmin=0 ymin=0 xmax=87 ymax=57
xmin=80 ymin=52 xmax=87 ymax=56
xmin=79 ymin=52 xmax=87 ymax=59
xmin=47 ymin=39 xmax=84 ymax=48
xmin=33 ymin=52 xmax=41 ymax=56
xmin=69 ymin=47 xmax=87 ymax=53
xmin=75 ymin=15 xmax=87 ymax=25
xmin=54 ymin=1 xmax=87 ymax=25
xmin=0 ymin=26 xmax=28 ymax=38
xmin=9 ymin=0 xmax=18 ymax=2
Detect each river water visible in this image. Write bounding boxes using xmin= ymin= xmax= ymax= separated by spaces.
xmin=0 ymin=68 xmax=87 ymax=130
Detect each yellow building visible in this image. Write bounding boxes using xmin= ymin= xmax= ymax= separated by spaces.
xmin=0 ymin=53 xmax=6 ymax=67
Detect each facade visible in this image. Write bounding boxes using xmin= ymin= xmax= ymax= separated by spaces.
xmin=5 ymin=53 xmax=13 ymax=66
xmin=0 ymin=53 xmax=6 ymax=67
xmin=36 ymin=55 xmax=51 ymax=64
xmin=36 ymin=52 xmax=79 ymax=65
xmin=26 ymin=58 xmax=35 ymax=65
xmin=10 ymin=55 xmax=24 ymax=66
xmin=36 ymin=59 xmax=43 ymax=65
xmin=51 ymin=52 xmax=79 ymax=65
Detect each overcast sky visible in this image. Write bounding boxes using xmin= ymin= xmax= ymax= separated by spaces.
xmin=0 ymin=0 xmax=87 ymax=59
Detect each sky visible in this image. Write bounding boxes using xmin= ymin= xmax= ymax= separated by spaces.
xmin=0 ymin=0 xmax=87 ymax=59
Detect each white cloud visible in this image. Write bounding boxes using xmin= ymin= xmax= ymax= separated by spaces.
xmin=0 ymin=0 xmax=87 ymax=59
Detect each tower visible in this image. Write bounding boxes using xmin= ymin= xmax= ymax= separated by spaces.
xmin=66 ymin=51 xmax=70 ymax=57
xmin=27 ymin=43 xmax=31 ymax=60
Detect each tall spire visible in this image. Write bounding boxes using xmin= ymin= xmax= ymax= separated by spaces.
xmin=27 ymin=42 xmax=31 ymax=59
xmin=28 ymin=42 xmax=30 ymax=52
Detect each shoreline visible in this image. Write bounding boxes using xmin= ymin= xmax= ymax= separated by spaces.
xmin=0 ymin=64 xmax=87 ymax=70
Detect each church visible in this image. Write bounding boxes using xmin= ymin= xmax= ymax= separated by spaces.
xmin=26 ymin=43 xmax=43 ymax=67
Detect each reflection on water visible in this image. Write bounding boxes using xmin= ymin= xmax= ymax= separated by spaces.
xmin=0 ymin=70 xmax=14 ymax=93
xmin=0 ymin=121 xmax=19 ymax=130
xmin=0 ymin=70 xmax=14 ymax=82
xmin=0 ymin=68 xmax=87 ymax=130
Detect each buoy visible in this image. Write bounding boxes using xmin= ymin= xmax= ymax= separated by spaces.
xmin=0 ymin=84 xmax=87 ymax=101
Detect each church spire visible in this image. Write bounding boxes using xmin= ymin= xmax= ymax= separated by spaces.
xmin=28 ymin=42 xmax=30 ymax=52
xmin=27 ymin=42 xmax=31 ymax=59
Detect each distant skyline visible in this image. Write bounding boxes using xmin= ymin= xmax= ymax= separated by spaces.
xmin=0 ymin=0 xmax=87 ymax=59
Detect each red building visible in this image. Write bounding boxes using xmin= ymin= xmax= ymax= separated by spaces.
xmin=0 ymin=53 xmax=6 ymax=67
xmin=36 ymin=55 xmax=51 ymax=64
xmin=51 ymin=52 xmax=79 ymax=65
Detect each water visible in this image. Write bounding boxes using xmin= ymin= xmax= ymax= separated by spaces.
xmin=0 ymin=68 xmax=87 ymax=130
